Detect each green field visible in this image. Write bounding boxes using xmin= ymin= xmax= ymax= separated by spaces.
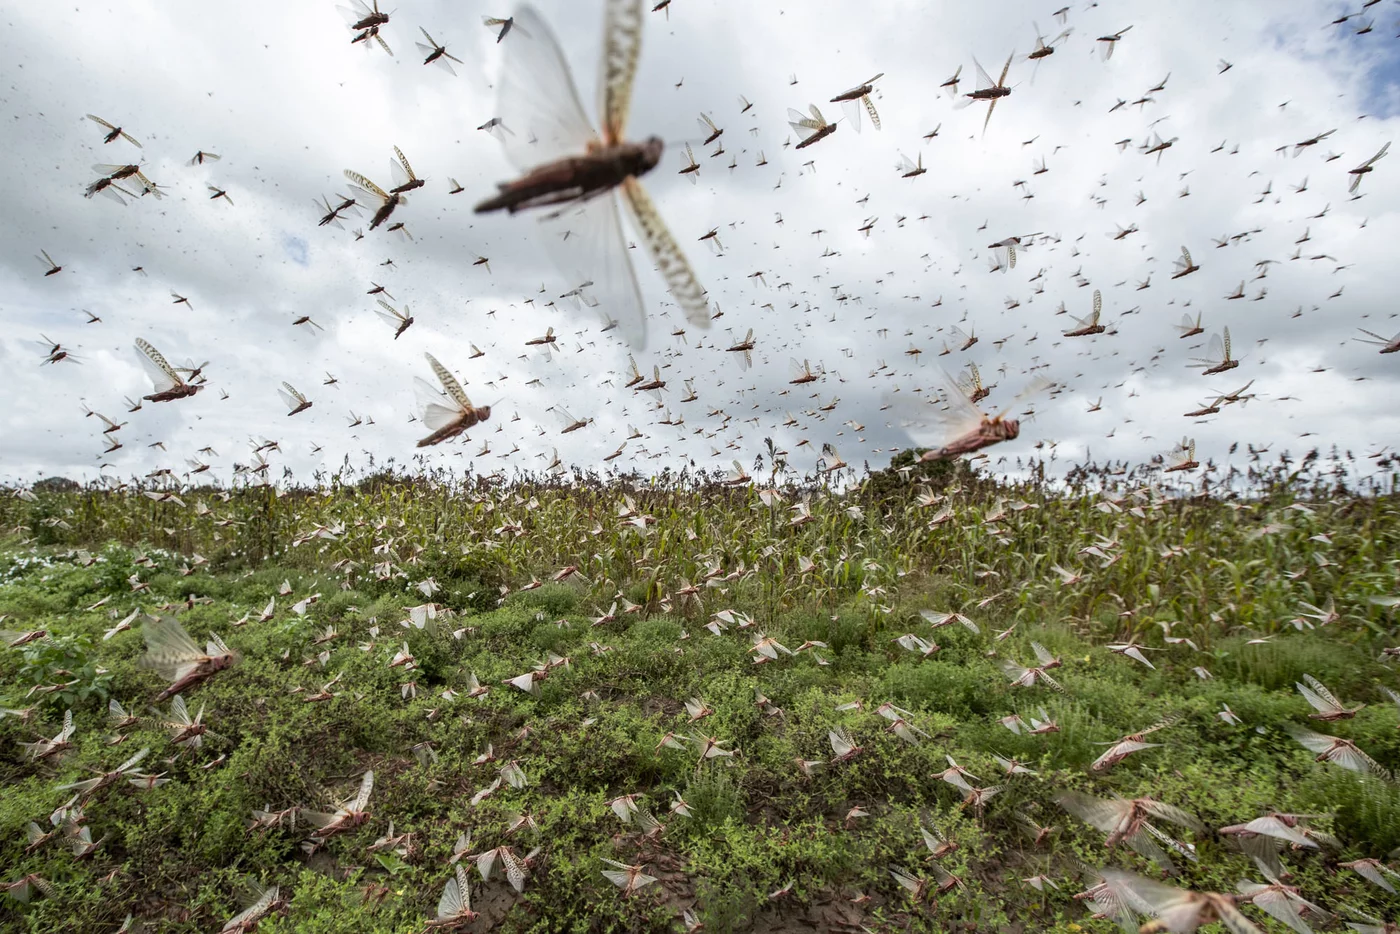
xmin=2 ymin=455 xmax=1399 ymax=933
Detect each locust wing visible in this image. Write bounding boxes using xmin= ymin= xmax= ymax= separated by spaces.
xmin=992 ymin=376 xmax=1054 ymax=421
xmin=552 ymin=406 xmax=580 ymax=430
xmin=436 ymin=865 xmax=472 ymax=920
xmin=974 ymin=57 xmax=995 ymax=90
xmin=337 ymin=0 xmax=375 ymax=27
xmin=134 ymin=339 xmax=183 ymax=393
xmin=1172 ymin=246 xmax=1194 ymax=276
xmin=954 ymin=58 xmax=991 ymax=111
xmin=117 ymin=746 xmax=152 ymax=773
xmin=495 ymin=6 xmax=599 ymax=170
xmin=601 ymin=865 xmax=633 ymax=888
xmin=343 ymin=170 xmax=392 ymax=206
xmin=787 ymin=105 xmax=829 ymax=142
xmin=1237 ymin=882 xmax=1311 ymax=934
xmin=837 ymin=77 xmax=882 ymax=132
xmin=537 ymin=187 xmax=648 ymax=346
xmin=828 ymin=727 xmax=858 ymax=758
xmin=501 ymin=847 xmax=529 ymax=892
xmin=352 ymin=770 xmax=374 ymax=811
xmin=139 ymin=615 xmax=207 ymax=681
xmin=277 ymin=383 xmax=305 ymax=411
xmin=221 ymin=884 xmax=278 ymax=933
xmin=374 ymin=299 xmax=406 ymax=328
xmin=168 ymin=694 xmax=193 ymax=727
xmin=886 ymin=372 xmax=985 ymax=450
xmin=390 ymin=146 xmax=416 ymax=189
xmin=1284 ymin=724 xmax=1383 ymax=775
xmin=1296 ymin=674 xmax=1345 ymax=715
xmin=839 ymin=97 xmax=865 ymax=133
xmin=1104 ymin=871 xmax=1261 ymax=934
xmin=621 ymin=177 xmax=710 ymax=329
xmin=599 ymin=0 xmax=645 ymax=144
xmin=425 ymin=353 xmax=470 ymax=408
xmin=475 ymin=847 xmax=500 ymax=883
xmin=1205 ymin=332 xmax=1225 ymax=365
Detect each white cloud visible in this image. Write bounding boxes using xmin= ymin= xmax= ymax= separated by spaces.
xmin=2 ymin=0 xmax=1397 ymax=486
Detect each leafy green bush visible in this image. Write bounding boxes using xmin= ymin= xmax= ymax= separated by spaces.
xmin=14 ymin=634 xmax=113 ymax=710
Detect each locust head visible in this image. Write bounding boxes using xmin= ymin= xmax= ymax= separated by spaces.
xmin=634 ymin=136 xmax=665 ymax=175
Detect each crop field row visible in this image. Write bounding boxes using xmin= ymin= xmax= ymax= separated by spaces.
xmin=1 ymin=455 xmax=1398 ymax=932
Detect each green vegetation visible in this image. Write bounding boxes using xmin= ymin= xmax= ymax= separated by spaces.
xmin=1 ymin=453 xmax=1398 ymax=932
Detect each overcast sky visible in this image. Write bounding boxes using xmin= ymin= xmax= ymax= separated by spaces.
xmin=3 ymin=0 xmax=1398 ymax=488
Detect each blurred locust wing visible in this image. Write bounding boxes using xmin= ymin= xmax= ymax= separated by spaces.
xmin=620 ymin=177 xmax=710 ymax=329
xmin=887 ymin=375 xmax=986 ymax=454
xmin=138 ymin=615 xmax=206 ymax=682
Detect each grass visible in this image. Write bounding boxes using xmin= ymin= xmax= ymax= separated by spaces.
xmin=1 ymin=451 xmax=1398 ymax=932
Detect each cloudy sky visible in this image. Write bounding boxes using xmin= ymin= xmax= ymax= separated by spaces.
xmin=3 ymin=0 xmax=1398 ymax=487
